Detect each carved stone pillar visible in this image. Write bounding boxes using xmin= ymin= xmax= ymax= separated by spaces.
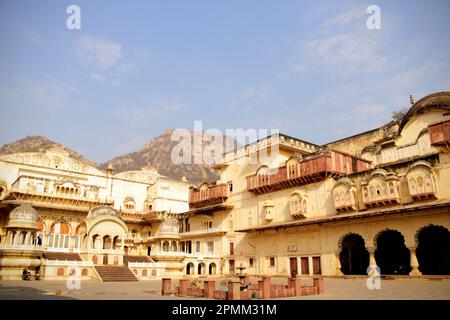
xmin=408 ymin=247 xmax=422 ymax=276
xmin=367 ymin=247 xmax=378 ymax=273
xmin=6 ymin=231 xmax=12 ymax=245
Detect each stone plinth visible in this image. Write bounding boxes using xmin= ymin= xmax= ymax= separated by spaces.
xmin=178 ymin=279 xmax=189 ymax=296
xmin=227 ymin=279 xmax=241 ymax=300
xmin=313 ymin=277 xmax=324 ymax=294
xmin=161 ymin=278 xmax=172 ymax=295
xmin=204 ymin=280 xmax=215 ymax=299
xmin=258 ymin=276 xmax=271 ymax=299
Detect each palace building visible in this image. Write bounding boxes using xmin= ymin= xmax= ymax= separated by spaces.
xmin=0 ymin=91 xmax=449 ymax=281
xmin=0 ymin=148 xmax=189 ymax=280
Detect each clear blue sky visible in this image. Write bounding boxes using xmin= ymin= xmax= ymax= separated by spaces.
xmin=0 ymin=0 xmax=449 ymax=162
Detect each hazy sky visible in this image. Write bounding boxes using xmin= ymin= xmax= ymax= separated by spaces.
xmin=0 ymin=0 xmax=449 ymax=163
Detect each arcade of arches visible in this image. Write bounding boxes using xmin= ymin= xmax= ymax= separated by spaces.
xmin=186 ymin=262 xmax=217 ymax=275
xmin=339 ymin=225 xmax=450 ymax=275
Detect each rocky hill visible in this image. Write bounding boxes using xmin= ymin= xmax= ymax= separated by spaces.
xmin=0 ymin=135 xmax=97 ymax=167
xmin=0 ymin=132 xmax=234 ymax=185
xmin=99 ymin=130 xmax=237 ymax=184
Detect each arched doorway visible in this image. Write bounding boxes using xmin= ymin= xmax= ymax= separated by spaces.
xmin=103 ymin=255 xmax=108 ymax=265
xmin=186 ymin=262 xmax=194 ymax=275
xmin=375 ymin=230 xmax=411 ymax=275
xmin=92 ymin=255 xmax=98 ymax=264
xmin=103 ymin=235 xmax=112 ymax=249
xmin=112 ymin=236 xmax=120 ymax=249
xmin=416 ymin=225 xmax=450 ymax=275
xmin=209 ymin=263 xmax=216 ymax=275
xmin=198 ymin=262 xmax=206 ymax=275
xmin=339 ymin=233 xmax=369 ymax=275
xmin=92 ymin=234 xmax=100 ymax=249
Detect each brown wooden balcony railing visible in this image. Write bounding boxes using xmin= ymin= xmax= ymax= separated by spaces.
xmin=429 ymin=119 xmax=450 ymax=146
xmin=247 ymin=150 xmax=371 ymax=194
xmin=189 ymin=183 xmax=229 ymax=208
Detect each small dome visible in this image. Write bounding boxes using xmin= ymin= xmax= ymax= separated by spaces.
xmin=7 ymin=204 xmax=40 ymax=229
xmin=159 ymin=218 xmax=179 ymax=235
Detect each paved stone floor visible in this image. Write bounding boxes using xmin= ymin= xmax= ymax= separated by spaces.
xmin=0 ymin=278 xmax=449 ymax=300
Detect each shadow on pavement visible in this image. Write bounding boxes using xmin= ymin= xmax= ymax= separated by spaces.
xmin=0 ymin=283 xmax=76 ymax=300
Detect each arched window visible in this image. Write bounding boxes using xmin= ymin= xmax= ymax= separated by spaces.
xmin=382 ymin=183 xmax=388 ymax=196
xmin=92 ymin=234 xmax=100 ymax=249
xmin=388 ymin=182 xmax=395 ymax=194
xmin=51 ymin=222 xmax=70 ymax=234
xmin=363 ymin=187 xmax=368 ymax=199
xmin=103 ymin=235 xmax=112 ymax=250
xmin=289 ymin=193 xmax=306 ymax=218
xmin=290 ymin=193 xmax=303 ymax=215
xmin=123 ymin=197 xmax=136 ymax=210
xmin=424 ymin=176 xmax=433 ymax=193
xmin=162 ymin=241 xmax=170 ymax=252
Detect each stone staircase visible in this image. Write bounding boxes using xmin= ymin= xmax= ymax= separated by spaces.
xmin=94 ymin=265 xmax=138 ymax=282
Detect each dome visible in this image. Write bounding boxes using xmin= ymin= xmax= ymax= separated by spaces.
xmin=6 ymin=204 xmax=41 ymax=229
xmin=159 ymin=218 xmax=179 ymax=236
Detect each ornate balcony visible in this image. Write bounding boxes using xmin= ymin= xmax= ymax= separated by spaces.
xmin=2 ymin=175 xmax=113 ymax=210
xmin=247 ymin=150 xmax=371 ymax=195
xmin=189 ymin=183 xmax=229 ymax=209
xmin=429 ymin=119 xmax=450 ymax=146
xmin=179 ymin=227 xmax=228 ymax=238
xmin=361 ymin=170 xmax=401 ymax=208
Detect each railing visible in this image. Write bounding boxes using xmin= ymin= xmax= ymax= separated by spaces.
xmin=0 ymin=244 xmax=43 ymax=251
xmin=189 ymin=184 xmax=229 ymax=208
xmin=247 ymin=150 xmax=371 ymax=194
xmin=45 ymin=233 xmax=83 ymax=251
xmin=89 ymin=248 xmax=123 ymax=254
xmin=151 ymin=251 xmax=186 ymax=257
xmin=150 ymin=251 xmax=222 ymax=259
xmin=8 ymin=175 xmax=112 ymax=204
xmin=44 ymin=260 xmax=93 ymax=267
xmin=128 ymin=262 xmax=166 ymax=268
xmin=153 ymin=231 xmax=180 ymax=239
xmin=186 ymin=253 xmax=222 ymax=259
xmin=180 ymin=227 xmax=228 ymax=237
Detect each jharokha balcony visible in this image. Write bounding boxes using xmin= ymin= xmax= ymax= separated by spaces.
xmin=429 ymin=119 xmax=450 ymax=147
xmin=2 ymin=175 xmax=113 ymax=210
xmin=189 ymin=183 xmax=229 ymax=209
xmin=247 ymin=150 xmax=371 ymax=195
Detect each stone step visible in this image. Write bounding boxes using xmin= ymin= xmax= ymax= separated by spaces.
xmin=94 ymin=266 xmax=138 ymax=282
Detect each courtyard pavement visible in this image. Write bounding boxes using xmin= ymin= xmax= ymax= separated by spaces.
xmin=0 ymin=277 xmax=449 ymax=300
